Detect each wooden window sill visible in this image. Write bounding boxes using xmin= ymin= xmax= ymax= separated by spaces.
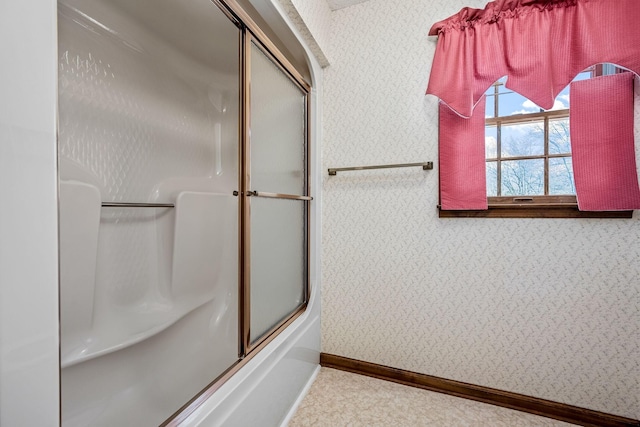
xmin=439 ymin=205 xmax=633 ymax=219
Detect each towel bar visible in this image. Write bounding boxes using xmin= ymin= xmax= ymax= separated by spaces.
xmin=328 ymin=161 xmax=433 ymax=176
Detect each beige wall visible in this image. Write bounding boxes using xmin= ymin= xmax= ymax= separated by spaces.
xmin=320 ymin=0 xmax=640 ymax=419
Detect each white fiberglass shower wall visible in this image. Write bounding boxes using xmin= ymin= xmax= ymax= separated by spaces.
xmin=58 ymin=0 xmax=241 ymax=423
xmin=56 ymin=0 xmax=317 ymax=425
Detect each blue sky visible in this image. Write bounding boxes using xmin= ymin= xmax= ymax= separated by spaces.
xmin=485 ymin=70 xmax=592 ymax=118
xmin=484 ymin=70 xmax=592 ymax=159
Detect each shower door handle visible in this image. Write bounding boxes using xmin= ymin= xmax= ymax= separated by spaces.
xmin=246 ymin=190 xmax=312 ymax=201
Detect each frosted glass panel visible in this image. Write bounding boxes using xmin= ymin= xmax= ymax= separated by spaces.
xmin=58 ymin=0 xmax=240 ymax=424
xmin=248 ymin=41 xmax=308 ymax=345
xmin=250 ymin=42 xmax=307 ymax=196
xmin=250 ymin=198 xmax=306 ymax=343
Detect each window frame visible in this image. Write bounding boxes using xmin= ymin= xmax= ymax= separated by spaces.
xmin=486 ymin=109 xmax=572 ymax=198
xmin=486 ymin=78 xmax=575 ymax=202
xmin=439 ymin=201 xmax=633 ymax=218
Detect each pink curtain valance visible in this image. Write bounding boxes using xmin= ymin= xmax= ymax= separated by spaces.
xmin=427 ymin=0 xmax=640 ymax=118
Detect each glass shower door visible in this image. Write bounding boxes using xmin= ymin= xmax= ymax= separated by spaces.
xmin=57 ymin=0 xmax=241 ymax=424
xmin=246 ymin=39 xmax=310 ymax=346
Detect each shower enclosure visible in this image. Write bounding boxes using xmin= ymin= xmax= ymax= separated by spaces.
xmin=57 ymin=0 xmax=312 ymax=424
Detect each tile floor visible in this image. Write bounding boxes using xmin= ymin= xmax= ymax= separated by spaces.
xmin=288 ymin=368 xmax=576 ymax=427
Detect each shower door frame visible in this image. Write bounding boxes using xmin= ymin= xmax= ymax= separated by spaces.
xmin=162 ymin=0 xmax=312 ymax=424
xmin=240 ymin=31 xmax=312 ymax=356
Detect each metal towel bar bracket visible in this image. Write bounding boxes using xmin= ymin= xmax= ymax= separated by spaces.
xmin=328 ymin=161 xmax=433 ymax=176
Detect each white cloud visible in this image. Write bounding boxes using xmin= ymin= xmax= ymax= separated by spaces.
xmin=509 ymin=99 xmax=540 ymax=115
xmin=550 ymin=99 xmax=567 ymax=110
xmin=510 ymin=99 xmax=567 ymax=115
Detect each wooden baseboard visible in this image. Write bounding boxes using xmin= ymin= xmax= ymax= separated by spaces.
xmin=320 ymin=353 xmax=640 ymax=427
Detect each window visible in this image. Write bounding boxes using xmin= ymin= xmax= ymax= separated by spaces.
xmin=439 ymin=65 xmax=632 ymax=218
xmin=485 ymin=68 xmax=599 ymax=204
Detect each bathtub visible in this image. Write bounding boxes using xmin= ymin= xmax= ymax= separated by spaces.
xmin=0 ymin=0 xmax=321 ymax=425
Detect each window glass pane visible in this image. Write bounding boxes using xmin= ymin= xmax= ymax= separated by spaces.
xmin=486 ymin=161 xmax=498 ymax=197
xmin=549 ymin=118 xmax=571 ymax=154
xmin=250 ymin=42 xmax=306 ymax=196
xmin=485 ymin=95 xmax=495 ymax=119
xmin=486 ymin=126 xmax=497 ymax=158
xmin=501 ymin=159 xmax=544 ymax=196
xmin=498 ymin=91 xmax=533 ymax=116
xmin=501 ymin=122 xmax=544 ymax=157
xmin=549 ymin=157 xmax=576 ymax=195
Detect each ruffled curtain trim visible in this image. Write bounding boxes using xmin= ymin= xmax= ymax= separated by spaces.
xmin=429 ymin=0 xmax=579 ymax=35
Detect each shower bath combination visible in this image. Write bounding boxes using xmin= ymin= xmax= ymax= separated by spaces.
xmin=56 ymin=0 xmax=318 ymax=425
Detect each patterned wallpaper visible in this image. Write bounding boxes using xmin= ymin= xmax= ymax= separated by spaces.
xmin=277 ymin=0 xmax=333 ymax=67
xmin=320 ymin=0 xmax=640 ymax=419
xmin=325 ymin=0 xmax=370 ymax=11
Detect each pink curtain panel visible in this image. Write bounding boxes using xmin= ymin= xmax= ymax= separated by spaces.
xmin=570 ymin=72 xmax=640 ymax=211
xmin=439 ymin=97 xmax=488 ymax=210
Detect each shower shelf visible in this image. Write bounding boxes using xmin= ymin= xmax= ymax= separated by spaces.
xmin=61 ymin=295 xmax=213 ymax=368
